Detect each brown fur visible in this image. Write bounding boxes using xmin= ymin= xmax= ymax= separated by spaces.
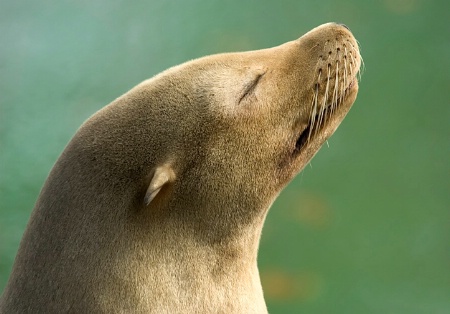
xmin=0 ymin=23 xmax=361 ymax=313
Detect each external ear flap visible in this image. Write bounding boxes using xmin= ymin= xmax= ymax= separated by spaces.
xmin=144 ymin=164 xmax=175 ymax=206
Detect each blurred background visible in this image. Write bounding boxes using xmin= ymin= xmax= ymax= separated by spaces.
xmin=1 ymin=0 xmax=448 ymax=312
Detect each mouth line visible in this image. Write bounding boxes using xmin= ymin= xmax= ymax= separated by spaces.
xmin=294 ymin=124 xmax=311 ymax=154
xmin=293 ymin=79 xmax=356 ymax=154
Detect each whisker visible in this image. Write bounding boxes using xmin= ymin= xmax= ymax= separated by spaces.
xmin=352 ymin=40 xmax=364 ymax=80
xmin=329 ymin=63 xmax=337 ymax=117
xmin=358 ymin=54 xmax=365 ymax=81
xmin=324 ymin=64 xmax=332 ymax=125
xmin=339 ymin=60 xmax=346 ymax=107
xmin=343 ymin=53 xmax=348 ymax=94
xmin=317 ymin=67 xmax=330 ymax=134
xmin=308 ymin=78 xmax=319 ymax=143
xmin=348 ymin=52 xmax=356 ymax=76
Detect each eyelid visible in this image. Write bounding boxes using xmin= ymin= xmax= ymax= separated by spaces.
xmin=238 ymin=73 xmax=265 ymax=104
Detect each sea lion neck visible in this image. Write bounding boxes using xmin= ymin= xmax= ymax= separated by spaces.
xmin=128 ymin=205 xmax=266 ymax=283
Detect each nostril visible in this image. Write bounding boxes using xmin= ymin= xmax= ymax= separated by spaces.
xmin=338 ymin=23 xmax=350 ymax=30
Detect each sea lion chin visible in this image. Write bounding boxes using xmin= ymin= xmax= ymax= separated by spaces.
xmin=0 ymin=22 xmax=362 ymax=313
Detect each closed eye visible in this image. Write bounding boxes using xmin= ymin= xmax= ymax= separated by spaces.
xmin=238 ymin=73 xmax=264 ymax=104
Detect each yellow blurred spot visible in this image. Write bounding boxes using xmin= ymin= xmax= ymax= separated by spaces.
xmin=213 ymin=33 xmax=254 ymax=52
xmin=260 ymin=269 xmax=321 ymax=302
xmin=383 ymin=0 xmax=421 ymax=14
xmin=290 ymin=191 xmax=332 ymax=229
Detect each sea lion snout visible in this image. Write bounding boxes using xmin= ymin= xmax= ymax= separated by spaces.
xmin=274 ymin=23 xmax=362 ymax=181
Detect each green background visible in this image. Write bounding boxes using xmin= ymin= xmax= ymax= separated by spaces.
xmin=1 ymin=0 xmax=448 ymax=312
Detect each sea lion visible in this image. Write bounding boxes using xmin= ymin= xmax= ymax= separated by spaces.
xmin=0 ymin=23 xmax=362 ymax=313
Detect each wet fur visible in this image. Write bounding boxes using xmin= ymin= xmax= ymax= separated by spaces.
xmin=0 ymin=23 xmax=361 ymax=313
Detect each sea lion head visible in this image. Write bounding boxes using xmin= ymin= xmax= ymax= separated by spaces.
xmin=136 ymin=23 xmax=362 ymax=234
xmin=65 ymin=23 xmax=362 ymax=240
